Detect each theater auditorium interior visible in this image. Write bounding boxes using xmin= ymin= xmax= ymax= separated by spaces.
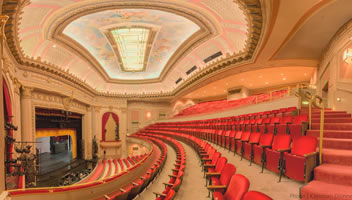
xmin=0 ymin=0 xmax=352 ymax=200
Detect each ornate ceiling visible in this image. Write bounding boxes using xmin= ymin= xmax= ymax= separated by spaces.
xmin=3 ymin=0 xmax=263 ymax=97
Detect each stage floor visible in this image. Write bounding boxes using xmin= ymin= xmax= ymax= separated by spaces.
xmin=38 ymin=151 xmax=72 ymax=175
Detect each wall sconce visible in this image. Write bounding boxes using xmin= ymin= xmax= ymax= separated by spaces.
xmin=302 ymin=101 xmax=309 ymax=105
xmin=337 ymin=97 xmax=341 ymax=102
xmin=146 ymin=112 xmax=151 ymax=118
xmin=343 ymin=48 xmax=352 ymax=64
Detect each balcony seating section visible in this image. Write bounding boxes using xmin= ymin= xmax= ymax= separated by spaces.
xmin=136 ymin=133 xmax=186 ymax=200
xmin=174 ymin=90 xmax=288 ymax=117
xmin=96 ymin=136 xmax=167 ymax=200
xmin=139 ymin=128 xmax=272 ymax=199
xmin=143 ymin=106 xmax=318 ymax=185
xmin=81 ymin=154 xmax=148 ymax=184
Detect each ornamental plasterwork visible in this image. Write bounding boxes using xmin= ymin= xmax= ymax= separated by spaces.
xmin=2 ymin=0 xmax=263 ymax=98
xmin=32 ymin=91 xmax=87 ymax=114
xmin=320 ymin=19 xmax=352 ymax=76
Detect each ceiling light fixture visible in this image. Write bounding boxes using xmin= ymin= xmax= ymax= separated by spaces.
xmin=282 ymin=77 xmax=286 ymax=81
xmin=265 ymin=82 xmax=269 ymax=85
xmin=53 ymin=44 xmax=56 ymax=48
xmin=343 ymin=48 xmax=352 ymax=64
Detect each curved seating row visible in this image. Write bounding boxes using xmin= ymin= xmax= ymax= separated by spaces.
xmin=141 ymin=130 xmax=272 ymax=200
xmin=149 ymin=107 xmax=318 ymax=183
xmin=136 ymin=133 xmax=186 ymax=200
xmin=96 ymin=135 xmax=167 ymax=200
xmin=80 ymin=155 xmax=147 ymax=184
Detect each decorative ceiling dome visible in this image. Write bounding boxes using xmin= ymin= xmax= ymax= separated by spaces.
xmin=3 ymin=0 xmax=263 ymax=97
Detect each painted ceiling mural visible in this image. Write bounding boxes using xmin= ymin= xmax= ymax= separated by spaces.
xmin=17 ymin=0 xmax=249 ymax=94
xmin=63 ymin=9 xmax=200 ymax=80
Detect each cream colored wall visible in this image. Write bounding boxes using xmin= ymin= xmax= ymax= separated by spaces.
xmin=127 ymin=102 xmax=171 ymax=134
xmin=317 ymin=20 xmax=352 ymax=114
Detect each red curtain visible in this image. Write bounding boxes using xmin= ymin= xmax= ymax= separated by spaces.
xmin=102 ymin=112 xmax=119 ymax=141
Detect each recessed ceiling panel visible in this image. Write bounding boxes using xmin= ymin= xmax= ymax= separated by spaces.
xmin=63 ymin=9 xmax=200 ymax=80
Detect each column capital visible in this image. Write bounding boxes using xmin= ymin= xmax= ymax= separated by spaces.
xmin=94 ymin=106 xmax=101 ymax=113
xmin=120 ymin=107 xmax=127 ymax=114
xmin=21 ymin=86 xmax=33 ymax=99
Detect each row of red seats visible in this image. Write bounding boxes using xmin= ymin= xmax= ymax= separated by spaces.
xmin=175 ymin=90 xmax=288 ymax=117
xmin=137 ymin=134 xmax=186 ymax=200
xmin=98 ymin=136 xmax=167 ymax=200
xmin=141 ymin=130 xmax=272 ymax=200
xmin=147 ymin=109 xmax=318 ymax=183
xmin=81 ymin=155 xmax=147 ymax=184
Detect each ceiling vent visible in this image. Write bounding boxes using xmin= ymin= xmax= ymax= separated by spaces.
xmin=228 ymin=88 xmax=242 ymax=95
xmin=186 ymin=65 xmax=197 ymax=75
xmin=204 ymin=51 xmax=223 ymax=63
xmin=175 ymin=78 xmax=183 ymax=84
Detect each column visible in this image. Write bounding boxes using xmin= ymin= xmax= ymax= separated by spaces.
xmin=94 ymin=106 xmax=101 ymax=158
xmin=85 ymin=106 xmax=92 ymax=159
xmin=21 ymin=87 xmax=34 ymax=146
xmin=0 ymin=15 xmax=9 ymax=193
xmin=120 ymin=108 xmax=127 ymax=158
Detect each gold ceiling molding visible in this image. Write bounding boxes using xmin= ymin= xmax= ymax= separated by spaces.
xmin=2 ymin=0 xmax=263 ymax=98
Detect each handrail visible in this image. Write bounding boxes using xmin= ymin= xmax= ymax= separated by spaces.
xmin=312 ymin=95 xmax=324 ymax=165
xmin=304 ymin=92 xmax=324 ymax=165
xmin=304 ymin=91 xmax=313 ymax=130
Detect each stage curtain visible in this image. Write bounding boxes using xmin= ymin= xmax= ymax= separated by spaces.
xmin=36 ymin=128 xmax=77 ymax=159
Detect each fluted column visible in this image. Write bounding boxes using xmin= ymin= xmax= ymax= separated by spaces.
xmin=21 ymin=87 xmax=34 ymax=146
xmin=94 ymin=106 xmax=101 ymax=158
xmin=0 ymin=15 xmax=9 ymax=193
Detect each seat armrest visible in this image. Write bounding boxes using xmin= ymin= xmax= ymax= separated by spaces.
xmin=205 ymin=172 xmax=221 ymax=177
xmin=120 ymin=188 xmax=126 ymax=192
xmin=260 ymin=145 xmax=271 ymax=148
xmin=304 ymin=152 xmax=318 ymax=158
xmin=203 ymin=164 xmax=216 ymax=168
xmin=249 ymin=141 xmax=259 ymax=144
xmin=202 ymin=158 xmax=212 ymax=161
xmin=132 ymin=182 xmax=138 ymax=186
xmin=207 ymin=185 xmax=226 ymax=190
xmin=242 ymin=139 xmax=249 ymax=142
xmin=163 ymin=183 xmax=174 ymax=186
xmin=168 ymin=174 xmax=177 ymax=178
xmin=153 ymin=192 xmax=167 ymax=197
xmin=277 ymin=148 xmax=290 ymax=153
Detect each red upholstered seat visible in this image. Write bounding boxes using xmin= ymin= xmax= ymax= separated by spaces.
xmin=252 ymin=133 xmax=274 ymax=166
xmin=243 ymin=132 xmax=261 ymax=161
xmin=243 ymin=191 xmax=273 ymax=200
xmin=232 ymin=131 xmax=242 ymax=153
xmin=265 ymin=135 xmax=291 ymax=173
xmin=228 ymin=130 xmax=236 ymax=151
xmin=276 ymin=115 xmax=293 ymax=134
xmin=288 ymin=115 xmax=308 ymax=138
xmin=213 ymin=174 xmax=249 ymax=200
xmin=283 ymin=136 xmax=317 ymax=182
xmin=236 ymin=131 xmax=250 ymax=156
xmin=155 ymin=189 xmax=175 ymax=200
xmin=266 ymin=116 xmax=281 ymax=134
xmin=208 ymin=163 xmax=236 ymax=195
xmin=259 ymin=118 xmax=270 ymax=133
xmin=207 ymin=157 xmax=227 ymax=173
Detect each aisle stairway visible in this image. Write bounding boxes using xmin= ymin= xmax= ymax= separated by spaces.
xmin=300 ymin=108 xmax=352 ymax=200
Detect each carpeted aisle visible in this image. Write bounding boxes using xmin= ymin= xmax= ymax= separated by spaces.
xmin=301 ymin=109 xmax=352 ymax=200
xmin=135 ymin=144 xmax=175 ymax=200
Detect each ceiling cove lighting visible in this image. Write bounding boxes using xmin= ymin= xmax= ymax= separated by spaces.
xmin=111 ymin=28 xmax=150 ymax=71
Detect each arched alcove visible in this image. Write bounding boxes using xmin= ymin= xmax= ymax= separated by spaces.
xmin=102 ymin=112 xmax=119 ymax=141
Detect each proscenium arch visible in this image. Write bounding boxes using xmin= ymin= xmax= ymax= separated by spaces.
xmin=42 ymin=1 xmax=225 ymax=84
